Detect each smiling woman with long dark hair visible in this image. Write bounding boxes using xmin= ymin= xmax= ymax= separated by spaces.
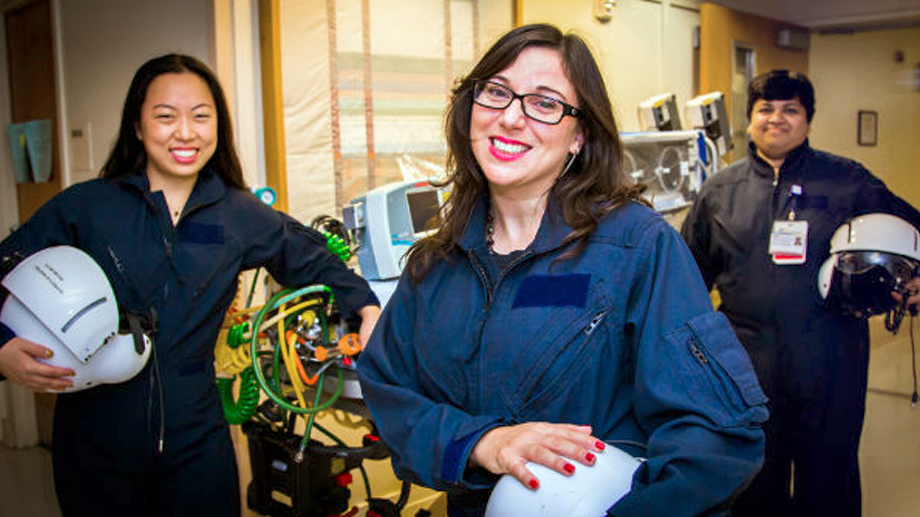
xmin=0 ymin=53 xmax=380 ymax=516
xmin=358 ymin=24 xmax=768 ymax=517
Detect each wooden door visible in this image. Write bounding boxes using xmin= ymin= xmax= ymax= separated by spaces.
xmin=5 ymin=0 xmax=60 ymax=222
xmin=4 ymin=0 xmax=60 ymax=445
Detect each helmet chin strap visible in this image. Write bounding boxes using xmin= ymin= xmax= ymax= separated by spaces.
xmin=884 ymin=290 xmax=918 ymax=407
xmin=911 ymin=316 xmax=918 ymax=407
xmin=120 ymin=307 xmax=157 ymax=354
xmin=886 ymin=296 xmax=908 ymax=334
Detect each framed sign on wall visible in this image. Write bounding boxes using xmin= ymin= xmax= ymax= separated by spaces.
xmin=858 ymin=110 xmax=878 ymax=146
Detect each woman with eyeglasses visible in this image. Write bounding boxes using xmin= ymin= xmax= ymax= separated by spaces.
xmin=357 ymin=24 xmax=767 ymax=516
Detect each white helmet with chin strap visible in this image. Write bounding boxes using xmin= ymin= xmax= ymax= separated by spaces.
xmin=1 ymin=246 xmax=151 ymax=392
xmin=484 ymin=443 xmax=642 ymax=516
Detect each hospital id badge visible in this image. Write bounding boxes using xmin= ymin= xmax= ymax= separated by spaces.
xmin=769 ymin=220 xmax=807 ymax=265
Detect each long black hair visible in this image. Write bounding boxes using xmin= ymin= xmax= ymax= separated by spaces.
xmin=99 ymin=53 xmax=245 ymax=189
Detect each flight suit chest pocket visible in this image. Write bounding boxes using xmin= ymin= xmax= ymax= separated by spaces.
xmin=497 ymin=273 xmax=614 ymax=416
xmin=175 ymin=222 xmax=236 ymax=300
xmin=178 ymin=222 xmax=225 ymax=245
xmin=512 ymin=273 xmax=591 ymax=308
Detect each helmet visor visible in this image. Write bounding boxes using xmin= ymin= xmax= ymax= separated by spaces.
xmin=836 ymin=251 xmax=918 ymax=290
xmin=828 ymin=251 xmax=920 ymax=318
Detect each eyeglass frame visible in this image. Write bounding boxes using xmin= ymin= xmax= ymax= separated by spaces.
xmin=472 ymin=79 xmax=583 ymax=125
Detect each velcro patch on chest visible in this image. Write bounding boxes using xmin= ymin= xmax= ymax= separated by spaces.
xmin=178 ymin=222 xmax=225 ymax=245
xmin=798 ymin=194 xmax=828 ymax=209
xmin=512 ymin=273 xmax=591 ymax=308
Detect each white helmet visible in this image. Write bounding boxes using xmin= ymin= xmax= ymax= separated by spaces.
xmin=1 ymin=246 xmax=151 ymax=392
xmin=484 ymin=444 xmax=642 ymax=516
xmin=818 ymin=213 xmax=920 ymax=319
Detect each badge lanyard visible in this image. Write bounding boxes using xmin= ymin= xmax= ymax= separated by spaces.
xmin=769 ymin=184 xmax=808 ymax=265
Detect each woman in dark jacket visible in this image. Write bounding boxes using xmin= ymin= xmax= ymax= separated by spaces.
xmin=0 ymin=54 xmax=380 ymax=516
xmin=357 ymin=24 xmax=767 ymax=517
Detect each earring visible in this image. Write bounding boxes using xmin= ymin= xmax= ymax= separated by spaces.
xmin=560 ymin=152 xmax=578 ymax=175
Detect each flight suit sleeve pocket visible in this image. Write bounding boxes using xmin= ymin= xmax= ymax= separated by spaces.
xmin=685 ymin=311 xmax=768 ymax=426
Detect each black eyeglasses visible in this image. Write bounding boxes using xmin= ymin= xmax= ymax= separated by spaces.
xmin=472 ymin=80 xmax=583 ymax=125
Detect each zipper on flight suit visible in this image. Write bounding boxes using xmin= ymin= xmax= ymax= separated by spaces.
xmin=466 ymin=250 xmax=494 ymax=309
xmin=584 ymin=311 xmax=606 ymax=336
xmin=466 ymin=248 xmax=536 ymax=310
xmin=140 ymin=191 xmax=173 ymax=455
xmin=690 ymin=338 xmax=709 ymax=366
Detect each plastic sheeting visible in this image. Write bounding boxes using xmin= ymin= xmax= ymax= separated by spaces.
xmin=280 ymin=0 xmax=488 ymax=223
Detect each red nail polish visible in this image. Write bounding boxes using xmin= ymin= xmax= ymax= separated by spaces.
xmin=563 ymin=463 xmax=575 ymax=474
xmin=585 ymin=452 xmax=596 ymax=462
xmin=595 ymin=440 xmax=606 ymax=451
xmin=529 ymin=478 xmax=540 ymax=489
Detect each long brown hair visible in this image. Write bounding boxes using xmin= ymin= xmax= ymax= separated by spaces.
xmin=99 ymin=54 xmax=245 ymax=189
xmin=404 ymin=24 xmax=645 ymax=282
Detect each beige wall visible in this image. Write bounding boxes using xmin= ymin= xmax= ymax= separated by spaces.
xmin=809 ymin=26 xmax=920 ymax=209
xmin=57 ymin=0 xmax=212 ymax=185
xmin=708 ymin=0 xmax=920 ymax=28
xmin=809 ymin=29 xmax=920 ymax=515
xmin=520 ymin=0 xmax=703 ymax=132
xmin=698 ymin=2 xmax=809 ymax=162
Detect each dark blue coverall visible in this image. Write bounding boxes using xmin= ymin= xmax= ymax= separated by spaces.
xmin=681 ymin=141 xmax=920 ymax=517
xmin=0 ymin=168 xmax=378 ymax=516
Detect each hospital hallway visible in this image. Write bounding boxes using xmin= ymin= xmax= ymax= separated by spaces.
xmin=1 ymin=318 xmax=919 ymax=516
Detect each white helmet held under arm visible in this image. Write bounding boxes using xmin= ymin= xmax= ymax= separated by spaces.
xmin=484 ymin=443 xmax=642 ymax=516
xmin=818 ymin=213 xmax=920 ymax=320
xmin=1 ymin=246 xmax=151 ymax=392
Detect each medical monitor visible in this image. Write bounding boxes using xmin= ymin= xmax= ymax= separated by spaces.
xmin=638 ymin=93 xmax=682 ymax=131
xmin=343 ymin=179 xmax=445 ymax=280
xmin=686 ymin=92 xmax=732 ymax=158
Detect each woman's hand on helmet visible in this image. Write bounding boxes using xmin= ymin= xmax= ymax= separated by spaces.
xmin=469 ymin=422 xmax=606 ymax=490
xmin=0 ymin=337 xmax=75 ymax=392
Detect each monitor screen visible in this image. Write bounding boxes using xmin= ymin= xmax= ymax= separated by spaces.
xmin=406 ymin=189 xmax=440 ymax=234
